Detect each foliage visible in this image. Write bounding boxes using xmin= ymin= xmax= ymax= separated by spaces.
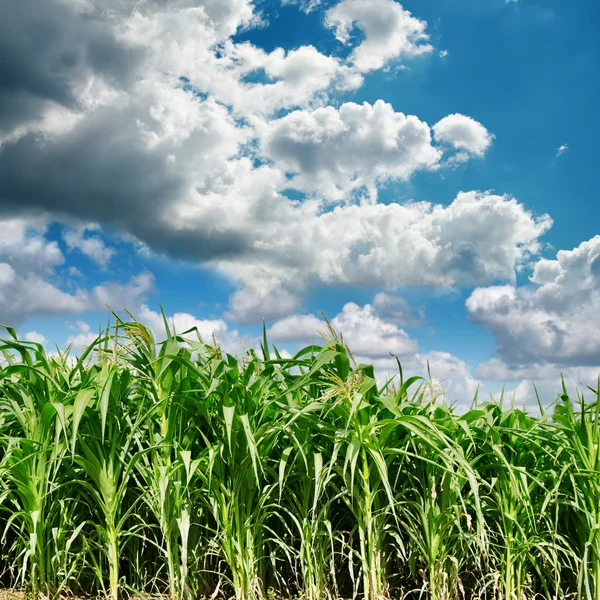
xmin=0 ymin=318 xmax=598 ymax=600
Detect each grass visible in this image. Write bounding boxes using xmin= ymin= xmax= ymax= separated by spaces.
xmin=0 ymin=314 xmax=599 ymax=600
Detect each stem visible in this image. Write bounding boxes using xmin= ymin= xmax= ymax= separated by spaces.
xmin=108 ymin=529 xmax=119 ymax=600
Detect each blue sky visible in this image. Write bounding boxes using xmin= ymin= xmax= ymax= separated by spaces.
xmin=0 ymin=0 xmax=598 ymax=407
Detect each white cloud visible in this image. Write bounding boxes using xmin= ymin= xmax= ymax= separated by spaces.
xmin=269 ymin=299 xmax=482 ymax=407
xmin=556 ymin=143 xmax=568 ymax=157
xmin=0 ymin=217 xmax=157 ymax=326
xmin=331 ymin=301 xmax=417 ymax=357
xmin=268 ymin=314 xmax=325 ymax=343
xmin=24 ymin=331 xmax=48 ymax=345
xmin=261 ymin=100 xmax=442 ymax=201
xmin=68 ymin=266 xmax=84 ymax=277
xmin=213 ymin=191 xmax=551 ymax=320
xmin=0 ymin=0 xmax=510 ymax=324
xmin=92 ymin=272 xmax=156 ymax=311
xmin=467 ymin=235 xmax=600 ymax=368
xmin=325 ymin=0 xmax=433 ymax=72
xmin=476 ymin=358 xmax=599 ymax=410
xmin=433 ymin=114 xmax=494 ymax=159
xmin=225 ymin=286 xmax=302 ymax=324
xmin=281 ymin=0 xmax=322 ymax=12
xmin=369 ymin=351 xmax=483 ymax=409
xmin=63 ymin=225 xmax=116 ymax=268
xmin=0 ymin=217 xmax=89 ymax=325
xmin=214 ymin=43 xmax=363 ymax=115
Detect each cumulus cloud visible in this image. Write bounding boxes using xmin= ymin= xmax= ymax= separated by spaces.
xmin=225 ymin=286 xmax=303 ymax=324
xmin=475 ymin=359 xmax=599 ymax=411
xmin=467 ymin=235 xmax=600 ymax=368
xmin=0 ymin=217 xmax=89 ymax=325
xmin=556 ymin=143 xmax=568 ymax=157
xmin=269 ymin=314 xmax=325 ymax=344
xmin=325 ymin=0 xmax=433 ymax=72
xmin=66 ymin=320 xmax=100 ymax=350
xmin=215 ymin=43 xmax=363 ymax=115
xmin=24 ymin=331 xmax=48 ymax=345
xmin=0 ymin=0 xmax=141 ymax=141
xmin=331 ymin=301 xmax=417 ymax=356
xmin=0 ymin=0 xmax=547 ymax=339
xmin=92 ymin=272 xmax=156 ymax=311
xmin=433 ymin=114 xmax=494 ymax=159
xmin=213 ymin=191 xmax=551 ymax=321
xmin=261 ymin=100 xmax=442 ymax=201
xmin=63 ymin=225 xmax=116 ymax=268
xmin=0 ymin=0 xmax=508 ymax=324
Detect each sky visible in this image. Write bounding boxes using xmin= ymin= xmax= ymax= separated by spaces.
xmin=0 ymin=0 xmax=599 ymax=409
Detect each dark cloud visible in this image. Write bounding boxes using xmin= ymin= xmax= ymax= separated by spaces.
xmin=0 ymin=119 xmax=252 ymax=261
xmin=0 ymin=0 xmax=140 ymax=135
xmin=0 ymin=0 xmax=256 ymax=262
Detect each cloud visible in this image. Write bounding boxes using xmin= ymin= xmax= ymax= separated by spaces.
xmin=331 ymin=301 xmax=418 ymax=357
xmin=325 ymin=0 xmax=433 ymax=72
xmin=556 ymin=143 xmax=568 ymax=157
xmin=92 ymin=272 xmax=156 ymax=312
xmin=24 ymin=331 xmax=48 ymax=345
xmin=213 ymin=191 xmax=551 ymax=319
xmin=261 ymin=100 xmax=442 ymax=201
xmin=225 ymin=286 xmax=303 ymax=324
xmin=215 ymin=43 xmax=363 ymax=115
xmin=0 ymin=217 xmax=89 ymax=325
xmin=0 ymin=216 xmax=157 ymax=326
xmin=0 ymin=0 xmax=550 ymax=337
xmin=475 ymin=359 xmax=599 ymax=410
xmin=63 ymin=225 xmax=116 ymax=268
xmin=0 ymin=0 xmax=141 ymax=141
xmin=0 ymin=0 xmax=510 ymax=321
xmin=269 ymin=300 xmax=416 ymax=357
xmin=268 ymin=314 xmax=325 ymax=344
xmin=372 ymin=292 xmax=424 ymax=326
xmin=0 ymin=84 xmax=251 ymax=261
xmin=466 ymin=235 xmax=600 ymax=368
xmin=66 ymin=320 xmax=100 ymax=350
xmin=282 ymin=0 xmax=322 ymax=12
xmin=433 ymin=114 xmax=494 ymax=159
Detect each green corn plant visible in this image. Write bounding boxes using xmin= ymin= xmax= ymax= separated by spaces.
xmin=395 ymin=410 xmax=478 ymax=600
xmin=189 ymin=347 xmax=283 ymax=600
xmin=553 ymin=379 xmax=600 ymax=600
xmin=116 ymin=318 xmax=206 ymax=600
xmin=276 ymin=389 xmax=345 ymax=600
xmin=69 ymin=361 xmax=155 ymax=600
xmin=0 ymin=332 xmax=71 ymax=596
xmin=466 ymin=398 xmax=573 ymax=600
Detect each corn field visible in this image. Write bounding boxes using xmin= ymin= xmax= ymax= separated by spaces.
xmin=1 ymin=316 xmax=599 ymax=600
